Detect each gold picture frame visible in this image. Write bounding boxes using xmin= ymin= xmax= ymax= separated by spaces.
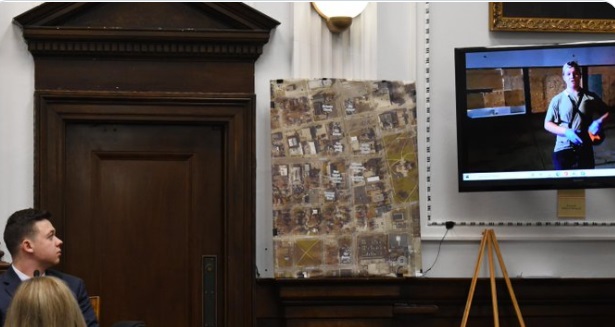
xmin=489 ymin=2 xmax=615 ymax=33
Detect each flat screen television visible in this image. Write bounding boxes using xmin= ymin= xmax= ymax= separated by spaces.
xmin=455 ymin=41 xmax=615 ymax=192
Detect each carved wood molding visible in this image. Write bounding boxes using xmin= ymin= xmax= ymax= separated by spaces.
xmin=14 ymin=2 xmax=280 ymax=59
xmin=24 ymin=39 xmax=265 ymax=58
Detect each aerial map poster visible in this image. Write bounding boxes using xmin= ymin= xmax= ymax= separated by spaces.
xmin=270 ymin=78 xmax=422 ymax=278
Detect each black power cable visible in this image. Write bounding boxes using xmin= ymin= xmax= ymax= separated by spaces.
xmin=421 ymin=221 xmax=455 ymax=276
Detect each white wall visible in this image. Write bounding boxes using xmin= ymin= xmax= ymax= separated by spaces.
xmin=249 ymin=2 xmax=294 ymax=277
xmin=249 ymin=2 xmax=419 ymax=277
xmin=2 ymin=2 xmax=614 ymax=278
xmin=0 ymin=2 xmax=40 ymax=262
xmin=422 ymin=2 xmax=615 ymax=278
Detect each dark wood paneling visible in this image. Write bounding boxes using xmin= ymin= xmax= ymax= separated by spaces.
xmin=35 ymin=58 xmax=253 ymax=92
xmin=37 ymin=93 xmax=255 ymax=327
xmin=256 ymin=278 xmax=615 ymax=327
xmin=16 ymin=3 xmax=278 ymax=326
xmin=65 ymin=122 xmax=223 ymax=326
xmin=60 ymin=3 xmax=231 ymax=29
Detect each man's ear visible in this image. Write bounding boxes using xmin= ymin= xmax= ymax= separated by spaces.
xmin=21 ymin=239 xmax=35 ymax=254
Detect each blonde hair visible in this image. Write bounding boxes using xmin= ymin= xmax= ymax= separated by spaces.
xmin=4 ymin=276 xmax=86 ymax=327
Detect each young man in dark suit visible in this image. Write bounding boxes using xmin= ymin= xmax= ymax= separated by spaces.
xmin=0 ymin=208 xmax=98 ymax=327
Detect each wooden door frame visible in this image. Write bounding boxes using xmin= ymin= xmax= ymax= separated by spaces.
xmin=35 ymin=90 xmax=256 ymax=326
xmin=14 ymin=4 xmax=278 ymax=325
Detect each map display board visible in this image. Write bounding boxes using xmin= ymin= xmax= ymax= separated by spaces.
xmin=270 ymin=78 xmax=421 ymax=277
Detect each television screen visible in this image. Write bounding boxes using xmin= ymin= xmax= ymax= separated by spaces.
xmin=455 ymin=41 xmax=615 ymax=192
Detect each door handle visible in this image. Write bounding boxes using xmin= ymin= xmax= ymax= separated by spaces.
xmin=203 ymin=255 xmax=216 ymax=327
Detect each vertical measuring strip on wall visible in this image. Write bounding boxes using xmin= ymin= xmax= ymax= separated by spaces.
xmin=424 ymin=3 xmax=432 ymax=225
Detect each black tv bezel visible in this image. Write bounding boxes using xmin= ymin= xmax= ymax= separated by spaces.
xmin=454 ymin=41 xmax=615 ymax=192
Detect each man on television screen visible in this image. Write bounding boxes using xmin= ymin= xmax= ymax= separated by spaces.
xmin=544 ymin=60 xmax=609 ymax=170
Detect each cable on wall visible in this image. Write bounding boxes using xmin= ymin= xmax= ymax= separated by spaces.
xmin=421 ymin=220 xmax=454 ymax=276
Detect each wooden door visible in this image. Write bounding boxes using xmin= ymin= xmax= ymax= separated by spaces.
xmin=38 ymin=93 xmax=255 ymax=327
xmin=65 ymin=123 xmax=222 ymax=326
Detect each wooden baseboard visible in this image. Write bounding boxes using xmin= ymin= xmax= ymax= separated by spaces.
xmin=256 ymin=277 xmax=615 ymax=327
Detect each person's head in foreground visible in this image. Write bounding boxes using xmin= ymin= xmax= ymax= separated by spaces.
xmin=4 ymin=276 xmax=86 ymax=327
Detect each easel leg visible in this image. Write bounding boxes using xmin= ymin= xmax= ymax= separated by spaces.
xmin=460 ymin=230 xmax=488 ymax=327
xmin=460 ymin=229 xmax=526 ymax=327
xmin=490 ymin=230 xmax=526 ymax=327
xmin=487 ymin=230 xmax=499 ymax=327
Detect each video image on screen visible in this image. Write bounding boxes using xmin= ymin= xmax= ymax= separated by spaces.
xmin=455 ymin=41 xmax=615 ymax=191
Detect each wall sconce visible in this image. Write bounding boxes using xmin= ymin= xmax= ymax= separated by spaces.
xmin=312 ymin=2 xmax=369 ymax=33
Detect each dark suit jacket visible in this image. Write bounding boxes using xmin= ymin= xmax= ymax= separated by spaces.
xmin=0 ymin=266 xmax=99 ymax=327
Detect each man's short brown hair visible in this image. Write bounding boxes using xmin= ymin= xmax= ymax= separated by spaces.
xmin=3 ymin=209 xmax=52 ymax=258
